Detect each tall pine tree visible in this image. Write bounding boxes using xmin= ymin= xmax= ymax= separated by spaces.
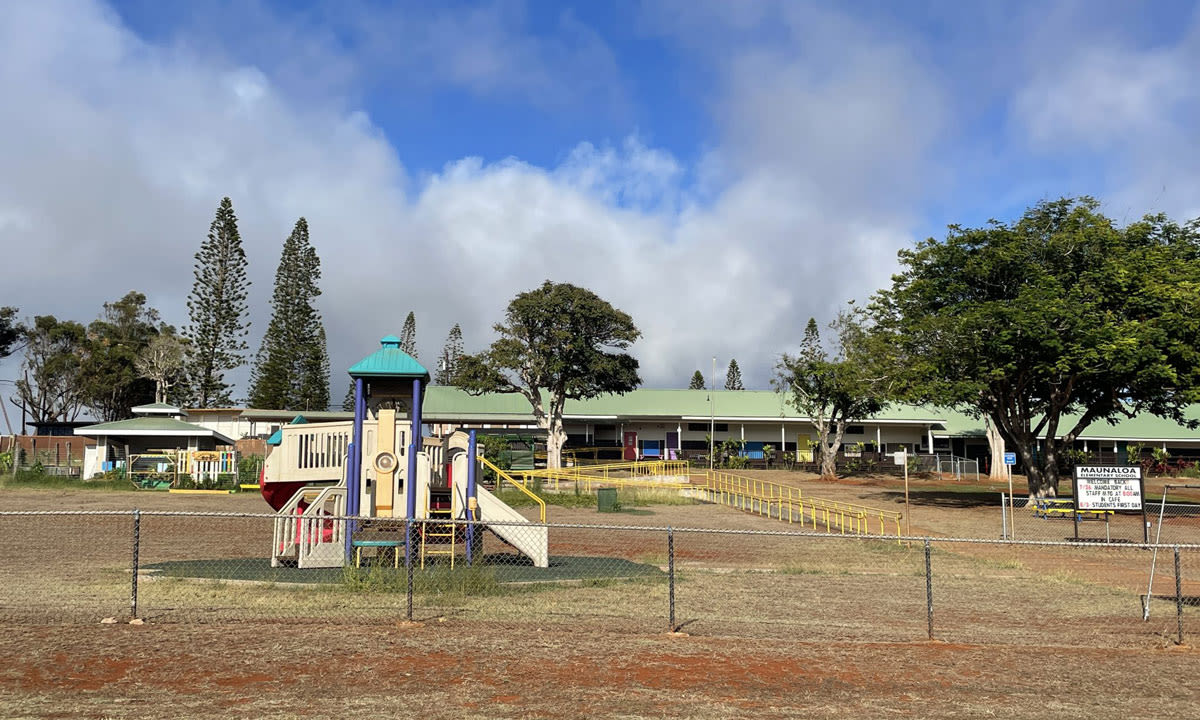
xmin=435 ymin=323 xmax=464 ymax=384
xmin=725 ymin=358 xmax=744 ymax=390
xmin=341 ymin=379 xmax=355 ymax=411
xmin=248 ymin=218 xmax=330 ymax=410
xmin=688 ymin=370 xmax=706 ymax=389
xmin=400 ymin=311 xmax=418 ymax=358
xmin=184 ymin=197 xmax=250 ymax=407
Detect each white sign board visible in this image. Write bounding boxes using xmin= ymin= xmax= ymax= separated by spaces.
xmin=1073 ymin=466 xmax=1143 ymax=511
xmin=1003 ymin=452 xmax=1017 ymax=466
xmin=893 ymin=451 xmax=907 ymax=466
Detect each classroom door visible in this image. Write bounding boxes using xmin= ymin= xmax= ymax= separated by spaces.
xmin=623 ymin=431 xmax=638 ymax=461
xmin=665 ymin=431 xmax=679 ymax=460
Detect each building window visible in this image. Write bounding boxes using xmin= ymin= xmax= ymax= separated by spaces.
xmin=688 ymin=422 xmax=728 ymax=432
xmin=843 ymin=425 xmax=864 ymax=435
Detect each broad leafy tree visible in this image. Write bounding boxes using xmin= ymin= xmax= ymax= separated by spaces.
xmin=14 ymin=316 xmax=87 ymax=424
xmin=135 ymin=330 xmax=188 ymax=404
xmin=457 ymin=281 xmax=641 ymax=469
xmin=871 ymin=197 xmax=1200 ymax=496
xmin=400 ymin=312 xmax=418 ymax=359
xmin=689 ymin=370 xmax=706 ymax=390
xmin=725 ymin=359 xmax=745 ymax=390
xmin=776 ymin=315 xmax=886 ymax=479
xmin=435 ymin=323 xmax=465 ymax=385
xmin=184 ymin=197 xmax=250 ymax=407
xmin=0 ymin=307 xmax=22 ymax=359
xmin=249 ymin=218 xmax=330 ymax=411
xmin=79 ymin=291 xmax=163 ymax=421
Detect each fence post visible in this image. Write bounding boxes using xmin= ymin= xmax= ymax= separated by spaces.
xmin=667 ymin=527 xmax=675 ymax=633
xmin=1175 ymin=546 xmax=1183 ymax=646
xmin=924 ymin=537 xmax=933 ymax=641
xmin=406 ymin=519 xmax=414 ymax=622
xmin=130 ymin=509 xmax=141 ymax=620
xmin=1001 ymin=492 xmax=1007 ymax=540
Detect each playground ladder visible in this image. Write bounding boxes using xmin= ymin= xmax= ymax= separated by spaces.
xmin=420 ymin=504 xmax=457 ymax=568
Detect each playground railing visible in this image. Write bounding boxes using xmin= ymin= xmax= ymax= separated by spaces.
xmin=517 ymin=460 xmax=690 ymax=490
xmin=703 ymin=470 xmax=903 ymax=538
xmin=479 ymin=455 xmax=546 ymax=523
xmin=276 ymin=420 xmax=356 ymax=484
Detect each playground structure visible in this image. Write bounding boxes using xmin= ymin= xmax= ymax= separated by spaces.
xmin=261 ymin=336 xmax=548 ymax=570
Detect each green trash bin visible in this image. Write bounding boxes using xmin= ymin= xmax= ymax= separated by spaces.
xmin=597 ymin=487 xmax=619 ymax=513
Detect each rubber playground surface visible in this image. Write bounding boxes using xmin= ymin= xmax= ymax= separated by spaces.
xmin=3 ymin=476 xmax=1200 ymax=718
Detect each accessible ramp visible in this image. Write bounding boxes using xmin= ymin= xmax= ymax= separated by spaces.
xmin=474 ymin=484 xmax=549 ymax=568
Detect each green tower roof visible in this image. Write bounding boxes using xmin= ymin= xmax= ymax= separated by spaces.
xmin=347 ymin=335 xmax=430 ymax=380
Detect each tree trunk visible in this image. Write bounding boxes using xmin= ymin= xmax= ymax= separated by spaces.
xmin=545 ymin=422 xmax=567 ymax=470
xmin=985 ymin=418 xmax=1006 ymax=482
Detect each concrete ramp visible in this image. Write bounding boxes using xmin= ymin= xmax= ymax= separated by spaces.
xmin=475 ymin=484 xmax=549 ymax=568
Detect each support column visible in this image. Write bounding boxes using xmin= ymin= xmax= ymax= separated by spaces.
xmin=466 ymin=430 xmax=478 ymax=566
xmin=406 ymin=378 xmax=423 ymax=522
xmin=349 ymin=377 xmax=365 ymax=517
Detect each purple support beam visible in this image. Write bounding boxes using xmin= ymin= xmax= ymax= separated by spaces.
xmin=349 ymin=377 xmax=365 ymax=517
xmin=404 ymin=378 xmax=423 ymax=567
xmin=466 ymin=429 xmax=477 ymax=565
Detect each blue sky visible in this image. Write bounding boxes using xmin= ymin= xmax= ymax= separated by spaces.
xmin=3 ymin=0 xmax=1200 ymax=401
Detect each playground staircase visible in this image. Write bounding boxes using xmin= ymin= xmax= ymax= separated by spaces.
xmin=419 ymin=502 xmax=458 ymax=568
xmin=271 ymin=484 xmax=347 ymax=569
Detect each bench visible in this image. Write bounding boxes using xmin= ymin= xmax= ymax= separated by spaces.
xmin=1032 ymin=499 xmax=1113 ymax=521
xmin=351 ymin=538 xmax=405 ymax=568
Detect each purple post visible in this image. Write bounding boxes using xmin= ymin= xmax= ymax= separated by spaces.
xmin=349 ymin=377 xmax=365 ymax=517
xmin=466 ymin=429 xmax=477 ymax=565
xmin=404 ymin=377 xmax=423 ymax=566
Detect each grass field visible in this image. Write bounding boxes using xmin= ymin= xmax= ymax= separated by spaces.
xmin=2 ymin=473 xmax=1199 ymax=718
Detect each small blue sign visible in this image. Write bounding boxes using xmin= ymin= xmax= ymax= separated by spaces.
xmin=1003 ymin=452 xmax=1017 ymax=466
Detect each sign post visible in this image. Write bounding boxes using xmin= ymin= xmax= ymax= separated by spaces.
xmin=1072 ymin=465 xmax=1145 ymax=542
xmin=894 ymin=448 xmax=910 ymax=537
xmin=1004 ymin=452 xmax=1017 ymax=540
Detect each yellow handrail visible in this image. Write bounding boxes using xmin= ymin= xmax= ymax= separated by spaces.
xmin=703 ymin=470 xmax=903 ymax=539
xmin=479 ymin=455 xmax=547 ymax=523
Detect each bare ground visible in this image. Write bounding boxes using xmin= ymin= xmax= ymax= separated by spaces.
xmin=3 ymin=482 xmax=1200 ymax=718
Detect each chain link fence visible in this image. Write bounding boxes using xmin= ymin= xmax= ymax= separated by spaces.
xmin=1002 ymin=495 xmax=1200 ymax=545
xmin=0 ymin=511 xmax=1196 ymax=647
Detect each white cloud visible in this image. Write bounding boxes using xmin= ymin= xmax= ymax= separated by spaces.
xmin=0 ymin=0 xmax=945 ymax=404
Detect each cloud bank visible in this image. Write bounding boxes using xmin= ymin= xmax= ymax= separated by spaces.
xmin=3 ymin=0 xmax=1198 ymax=405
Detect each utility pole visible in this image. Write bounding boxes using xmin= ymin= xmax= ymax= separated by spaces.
xmin=709 ymin=357 xmax=715 ymax=471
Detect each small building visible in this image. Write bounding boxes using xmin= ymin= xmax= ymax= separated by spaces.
xmin=75 ymin=403 xmax=236 ymax=480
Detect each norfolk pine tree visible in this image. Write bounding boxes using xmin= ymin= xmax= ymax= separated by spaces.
xmin=400 ymin=312 xmax=418 ymax=359
xmin=725 ymin=359 xmax=745 ymax=390
xmin=248 ymin=218 xmax=330 ymax=411
xmin=435 ymin=323 xmax=465 ymax=385
xmin=689 ymin=370 xmax=706 ymax=389
xmin=184 ymin=197 xmax=250 ymax=407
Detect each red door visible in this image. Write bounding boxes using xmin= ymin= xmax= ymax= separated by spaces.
xmin=623 ymin=431 xmax=638 ymax=461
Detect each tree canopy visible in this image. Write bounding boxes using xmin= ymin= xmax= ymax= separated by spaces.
xmin=870 ymin=197 xmax=1200 ymax=495
xmin=184 ymin=197 xmax=250 ymax=407
xmin=14 ymin=316 xmax=87 ymax=424
xmin=689 ymin=370 xmax=706 ymax=390
xmin=435 ymin=323 xmax=464 ymax=385
xmin=457 ymin=281 xmax=641 ymax=469
xmin=249 ymin=218 xmax=330 ymax=411
xmin=725 ymin=359 xmax=744 ymax=390
xmin=776 ymin=315 xmax=886 ymax=478
xmin=0 ymin=307 xmax=22 ymax=360
xmin=79 ymin=291 xmax=164 ymax=421
xmin=400 ymin=312 xmax=418 ymax=359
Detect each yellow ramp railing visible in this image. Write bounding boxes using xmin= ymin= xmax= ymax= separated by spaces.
xmin=479 ymin=455 xmax=546 ymax=523
xmin=517 ymin=460 xmax=689 ymax=490
xmin=704 ymin=471 xmax=903 ymax=539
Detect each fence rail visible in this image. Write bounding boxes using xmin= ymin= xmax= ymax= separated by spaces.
xmin=1 ymin=510 xmax=1196 ymax=648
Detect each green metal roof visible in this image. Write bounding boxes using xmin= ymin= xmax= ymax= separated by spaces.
xmin=241 ymin=409 xmax=354 ymax=422
xmin=267 ymin=416 xmax=309 ymax=446
xmin=347 ymin=335 xmax=430 ymax=380
xmin=75 ymin=416 xmax=233 ymax=443
xmin=419 ymin=387 xmax=1200 ymax=442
